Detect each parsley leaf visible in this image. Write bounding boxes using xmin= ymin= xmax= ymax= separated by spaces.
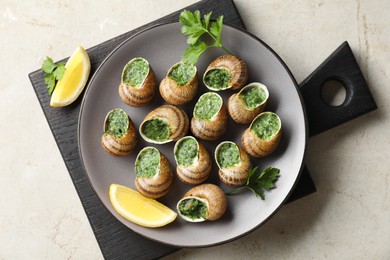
xmin=179 ymin=10 xmax=231 ymax=64
xmin=180 ymin=10 xmax=208 ymax=45
xmin=41 ymin=57 xmax=66 ymax=95
xmin=210 ymin=15 xmax=223 ymax=46
xmin=257 ymin=167 xmax=280 ymax=190
xmin=41 ymin=57 xmax=56 ymax=74
xmin=182 ymin=41 xmax=210 ymax=65
xmin=227 ymin=166 xmax=280 ymax=200
xmin=44 ymin=73 xmax=56 ymax=95
xmin=52 ymin=62 xmax=66 ymax=80
xmin=202 ymin=11 xmax=211 ymax=30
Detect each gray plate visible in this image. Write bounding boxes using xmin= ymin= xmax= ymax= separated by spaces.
xmin=78 ymin=22 xmax=307 ymax=247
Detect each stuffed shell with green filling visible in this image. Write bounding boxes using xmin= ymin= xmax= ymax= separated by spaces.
xmin=139 ymin=105 xmax=189 ymax=144
xmin=228 ymin=82 xmax=269 ymax=124
xmin=174 ymin=136 xmax=211 ymax=185
xmin=134 ymin=147 xmax=173 ymax=199
xmin=215 ymin=141 xmax=252 ymax=186
xmin=176 ymin=184 xmax=227 ymax=222
xmin=159 ymin=61 xmax=199 ymax=105
xmin=241 ymin=112 xmax=282 ymax=158
xmin=190 ymin=92 xmax=228 ymax=141
xmin=203 ymin=54 xmax=248 ymax=91
xmin=119 ymin=57 xmax=157 ymax=107
xmin=101 ymin=108 xmax=137 ymax=156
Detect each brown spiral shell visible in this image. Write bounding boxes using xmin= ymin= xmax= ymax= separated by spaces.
xmin=101 ymin=108 xmax=137 ymax=156
xmin=190 ymin=93 xmax=228 ymax=141
xmin=241 ymin=112 xmax=282 ymax=158
xmin=159 ymin=62 xmax=199 ymax=105
xmin=140 ymin=105 xmax=189 ymax=144
xmin=177 ymin=183 xmax=227 ymax=222
xmin=134 ymin=147 xmax=174 ymax=199
xmin=228 ymin=82 xmax=269 ymax=124
xmin=203 ymin=54 xmax=248 ymax=91
xmin=119 ymin=57 xmax=157 ymax=107
xmin=215 ymin=141 xmax=252 ymax=186
xmin=174 ymin=136 xmax=211 ymax=185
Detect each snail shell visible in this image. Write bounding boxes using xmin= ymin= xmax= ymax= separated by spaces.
xmin=174 ymin=136 xmax=211 ymax=185
xmin=134 ymin=147 xmax=173 ymax=199
xmin=101 ymin=108 xmax=137 ymax=156
xmin=228 ymin=82 xmax=269 ymax=124
xmin=203 ymin=54 xmax=248 ymax=91
xmin=241 ymin=112 xmax=282 ymax=158
xmin=119 ymin=57 xmax=157 ymax=107
xmin=215 ymin=141 xmax=252 ymax=186
xmin=139 ymin=105 xmax=189 ymax=144
xmin=191 ymin=92 xmax=228 ymax=141
xmin=176 ymin=183 xmax=227 ymax=222
xmin=159 ymin=61 xmax=199 ymax=105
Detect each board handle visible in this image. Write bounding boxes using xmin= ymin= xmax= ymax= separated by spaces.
xmin=299 ymin=41 xmax=377 ymax=137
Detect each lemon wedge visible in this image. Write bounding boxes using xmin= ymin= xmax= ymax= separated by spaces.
xmin=50 ymin=45 xmax=91 ymax=107
xmin=109 ymin=184 xmax=177 ymax=228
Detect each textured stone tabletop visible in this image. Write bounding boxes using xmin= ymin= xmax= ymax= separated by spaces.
xmin=1 ymin=0 xmax=389 ymax=259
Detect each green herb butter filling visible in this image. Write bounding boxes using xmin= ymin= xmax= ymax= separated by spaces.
xmin=204 ymin=68 xmax=231 ymax=90
xmin=122 ymin=58 xmax=149 ymax=87
xmin=175 ymin=137 xmax=199 ymax=167
xmin=141 ymin=118 xmax=171 ymax=142
xmin=135 ymin=148 xmax=160 ymax=178
xmin=168 ymin=62 xmax=196 ymax=86
xmin=251 ymin=113 xmax=280 ymax=140
xmin=217 ymin=142 xmax=241 ymax=169
xmin=240 ymin=85 xmax=267 ymax=109
xmin=194 ymin=93 xmax=222 ymax=120
xmin=178 ymin=197 xmax=208 ymax=220
xmin=105 ymin=109 xmax=129 ymax=138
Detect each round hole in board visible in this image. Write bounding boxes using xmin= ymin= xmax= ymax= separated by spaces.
xmin=321 ymin=80 xmax=347 ymax=106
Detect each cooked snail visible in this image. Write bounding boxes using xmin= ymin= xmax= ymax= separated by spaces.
xmin=191 ymin=92 xmax=228 ymax=141
xmin=203 ymin=54 xmax=248 ymax=91
xmin=176 ymin=183 xmax=227 ymax=222
xmin=215 ymin=141 xmax=252 ymax=186
xmin=241 ymin=112 xmax=282 ymax=158
xmin=119 ymin=57 xmax=157 ymax=107
xmin=134 ymin=147 xmax=173 ymax=199
xmin=101 ymin=108 xmax=137 ymax=156
xmin=139 ymin=105 xmax=189 ymax=144
xmin=228 ymin=82 xmax=269 ymax=124
xmin=159 ymin=61 xmax=199 ymax=105
xmin=173 ymin=136 xmax=211 ymax=185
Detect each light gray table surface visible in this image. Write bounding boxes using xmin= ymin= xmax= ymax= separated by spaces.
xmin=1 ymin=0 xmax=389 ymax=259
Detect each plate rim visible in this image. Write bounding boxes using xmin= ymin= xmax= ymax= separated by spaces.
xmin=78 ymin=21 xmax=308 ymax=247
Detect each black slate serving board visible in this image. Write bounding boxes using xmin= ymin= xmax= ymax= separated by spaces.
xmin=28 ymin=0 xmax=376 ymax=259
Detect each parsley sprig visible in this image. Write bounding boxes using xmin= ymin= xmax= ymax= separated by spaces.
xmin=227 ymin=167 xmax=280 ymax=200
xmin=179 ymin=10 xmax=232 ymax=64
xmin=41 ymin=57 xmax=66 ymax=95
